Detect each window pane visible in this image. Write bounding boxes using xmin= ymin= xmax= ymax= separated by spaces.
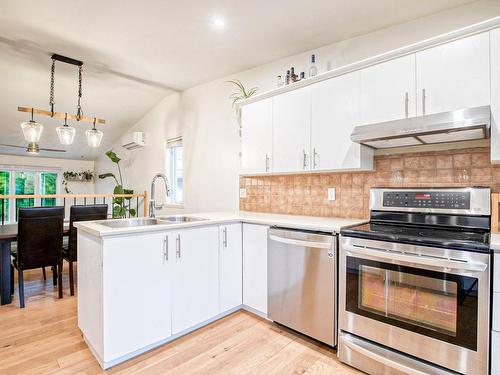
xmin=41 ymin=172 xmax=58 ymax=206
xmin=0 ymin=171 xmax=9 ymax=223
xmin=15 ymin=171 xmax=35 ymax=218
xmin=168 ymin=145 xmax=183 ymax=204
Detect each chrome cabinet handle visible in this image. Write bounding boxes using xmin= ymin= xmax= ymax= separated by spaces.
xmin=223 ymin=227 xmax=228 ymax=248
xmin=313 ymin=148 xmax=318 ymax=169
xmin=163 ymin=235 xmax=169 ymax=262
xmin=265 ymin=154 xmax=270 ymax=172
xmin=404 ymin=92 xmax=409 ymax=118
xmin=176 ymin=234 xmax=181 ymax=259
xmin=422 ymin=88 xmax=426 ymax=115
xmin=302 ymin=150 xmax=308 ymax=170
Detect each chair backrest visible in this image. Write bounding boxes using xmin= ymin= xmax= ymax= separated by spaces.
xmin=67 ymin=204 xmax=108 ymax=260
xmin=17 ymin=206 xmax=65 ymax=270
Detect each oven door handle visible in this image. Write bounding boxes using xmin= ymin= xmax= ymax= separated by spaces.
xmin=269 ymin=234 xmax=333 ymax=249
xmin=344 ymin=245 xmax=488 ymax=273
xmin=343 ymin=336 xmax=428 ymax=375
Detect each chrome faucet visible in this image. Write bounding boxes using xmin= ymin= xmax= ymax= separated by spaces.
xmin=149 ymin=173 xmax=170 ymax=218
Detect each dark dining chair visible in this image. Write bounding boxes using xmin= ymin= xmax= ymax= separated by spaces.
xmin=11 ymin=206 xmax=65 ymax=308
xmin=63 ymin=204 xmax=108 ymax=296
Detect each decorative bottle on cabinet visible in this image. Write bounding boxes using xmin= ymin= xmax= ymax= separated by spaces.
xmin=309 ymin=54 xmax=318 ymax=77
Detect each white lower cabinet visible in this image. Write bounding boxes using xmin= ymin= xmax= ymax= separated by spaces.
xmin=219 ymin=223 xmax=243 ymax=312
xmin=242 ymin=223 xmax=269 ymax=315
xmin=171 ymin=226 xmax=219 ymax=334
xmin=103 ymin=232 xmax=172 ymax=361
xmin=493 ymin=331 xmax=500 ymax=374
xmin=493 ymin=254 xmax=500 ymax=374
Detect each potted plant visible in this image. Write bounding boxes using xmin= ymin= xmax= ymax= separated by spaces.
xmin=98 ymin=150 xmax=136 ymax=218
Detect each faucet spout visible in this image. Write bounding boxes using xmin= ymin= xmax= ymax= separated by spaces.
xmin=149 ymin=173 xmax=171 ymax=218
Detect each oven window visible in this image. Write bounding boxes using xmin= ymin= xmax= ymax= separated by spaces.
xmin=359 ymin=266 xmax=457 ymax=336
xmin=346 ymin=257 xmax=478 ymax=351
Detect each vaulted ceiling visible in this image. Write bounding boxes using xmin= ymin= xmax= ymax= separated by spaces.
xmin=0 ymin=0 xmax=475 ymax=159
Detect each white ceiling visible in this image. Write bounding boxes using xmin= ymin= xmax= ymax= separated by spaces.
xmin=0 ymin=0 xmax=474 ymax=160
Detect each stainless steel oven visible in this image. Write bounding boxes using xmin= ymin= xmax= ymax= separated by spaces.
xmin=338 ymin=187 xmax=491 ymax=375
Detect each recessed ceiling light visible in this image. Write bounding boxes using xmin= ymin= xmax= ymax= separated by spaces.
xmin=211 ymin=16 xmax=226 ymax=30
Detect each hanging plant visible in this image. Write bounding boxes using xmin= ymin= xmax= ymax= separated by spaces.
xmin=226 ymin=79 xmax=258 ymax=107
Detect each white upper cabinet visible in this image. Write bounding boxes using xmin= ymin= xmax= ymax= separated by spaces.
xmin=416 ymin=32 xmax=490 ymax=115
xmin=311 ymin=71 xmax=373 ymax=171
xmin=219 ymin=223 xmax=243 ymax=312
xmin=240 ymin=98 xmax=273 ymax=174
xmin=272 ymin=87 xmax=311 ymax=173
xmin=490 ymin=28 xmax=500 ymax=164
xmin=359 ymin=54 xmax=416 ymax=125
xmin=171 ymin=226 xmax=219 ymax=334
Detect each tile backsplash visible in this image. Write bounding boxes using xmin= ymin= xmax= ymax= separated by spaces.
xmin=239 ymin=147 xmax=500 ymax=219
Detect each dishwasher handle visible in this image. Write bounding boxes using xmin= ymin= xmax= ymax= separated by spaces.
xmin=269 ymin=233 xmax=334 ymax=249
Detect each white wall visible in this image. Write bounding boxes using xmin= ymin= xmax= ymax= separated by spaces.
xmin=95 ymin=0 xmax=500 ymax=215
xmin=0 ymin=154 xmax=95 ymax=195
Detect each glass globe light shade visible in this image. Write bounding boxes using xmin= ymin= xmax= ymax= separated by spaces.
xmin=86 ymin=128 xmax=103 ymax=148
xmin=21 ymin=120 xmax=43 ymax=143
xmin=56 ymin=124 xmax=76 ymax=145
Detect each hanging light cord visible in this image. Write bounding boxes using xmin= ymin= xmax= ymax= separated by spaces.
xmin=76 ymin=65 xmax=83 ymax=120
xmin=49 ymin=58 xmax=56 ymax=116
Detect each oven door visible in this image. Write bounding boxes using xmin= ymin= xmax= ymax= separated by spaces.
xmin=339 ymin=236 xmax=490 ymax=375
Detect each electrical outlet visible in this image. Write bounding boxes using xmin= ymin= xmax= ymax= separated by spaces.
xmin=328 ymin=188 xmax=336 ymax=201
xmin=239 ymin=188 xmax=247 ymax=198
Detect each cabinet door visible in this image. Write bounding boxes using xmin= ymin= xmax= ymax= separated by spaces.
xmin=172 ymin=226 xmax=219 ymax=334
xmin=272 ymin=87 xmax=311 ymax=173
xmin=103 ymin=232 xmax=172 ymax=361
xmin=242 ymin=224 xmax=268 ymax=315
xmin=240 ymin=98 xmax=273 ymax=174
xmin=359 ymin=54 xmax=416 ymax=125
xmin=219 ymin=223 xmax=242 ymax=312
xmin=491 ymin=28 xmax=500 ymax=163
xmin=416 ymin=32 xmax=490 ymax=115
xmin=311 ymin=71 xmax=373 ymax=171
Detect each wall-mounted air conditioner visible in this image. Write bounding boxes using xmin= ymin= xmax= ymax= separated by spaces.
xmin=121 ymin=132 xmax=146 ymax=150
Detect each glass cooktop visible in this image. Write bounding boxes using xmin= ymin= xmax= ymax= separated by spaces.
xmin=341 ymin=222 xmax=490 ymax=253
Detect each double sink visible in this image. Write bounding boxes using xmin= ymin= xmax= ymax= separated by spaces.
xmin=100 ymin=216 xmax=208 ymax=228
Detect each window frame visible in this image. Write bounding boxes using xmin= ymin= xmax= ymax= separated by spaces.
xmin=166 ymin=137 xmax=184 ymax=207
xmin=0 ymin=165 xmax=62 ymax=224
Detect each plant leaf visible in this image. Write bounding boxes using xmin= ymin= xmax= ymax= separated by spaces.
xmin=105 ymin=150 xmax=121 ymax=164
xmin=98 ymin=173 xmax=116 ymax=180
xmin=129 ymin=208 xmax=137 ymax=217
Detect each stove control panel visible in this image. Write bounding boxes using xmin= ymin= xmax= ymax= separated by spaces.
xmin=382 ymin=191 xmax=470 ymax=209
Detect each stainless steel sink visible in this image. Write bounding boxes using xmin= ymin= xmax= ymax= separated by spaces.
xmin=157 ymin=216 xmax=208 ymax=223
xmin=99 ymin=218 xmax=164 ymax=228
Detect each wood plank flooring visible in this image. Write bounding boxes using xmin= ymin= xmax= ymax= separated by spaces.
xmin=0 ymin=266 xmax=362 ymax=374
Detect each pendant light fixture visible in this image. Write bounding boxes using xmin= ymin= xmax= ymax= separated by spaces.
xmin=17 ymin=54 xmax=106 ymax=151
xmin=20 ymin=108 xmax=43 ymax=143
xmin=56 ymin=113 xmax=76 ymax=145
xmin=86 ymin=118 xmax=103 ymax=148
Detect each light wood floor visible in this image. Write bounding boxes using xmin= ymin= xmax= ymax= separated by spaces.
xmin=0 ymin=266 xmax=363 ymax=375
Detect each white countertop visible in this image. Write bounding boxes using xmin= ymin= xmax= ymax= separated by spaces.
xmin=74 ymin=211 xmax=367 ymax=238
xmin=490 ymin=233 xmax=500 ymax=253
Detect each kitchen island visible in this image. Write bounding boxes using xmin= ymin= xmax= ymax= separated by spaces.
xmin=74 ymin=211 xmax=365 ymax=369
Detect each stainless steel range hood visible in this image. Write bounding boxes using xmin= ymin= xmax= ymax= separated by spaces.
xmin=350 ymin=106 xmax=491 ymax=149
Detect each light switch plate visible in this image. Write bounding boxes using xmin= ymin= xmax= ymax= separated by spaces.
xmin=239 ymin=188 xmax=247 ymax=198
xmin=328 ymin=188 xmax=336 ymax=201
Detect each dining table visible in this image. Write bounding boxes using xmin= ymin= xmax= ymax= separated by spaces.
xmin=0 ymin=223 xmax=69 ymax=305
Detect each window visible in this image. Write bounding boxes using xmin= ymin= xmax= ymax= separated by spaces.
xmin=0 ymin=167 xmax=61 ymax=223
xmin=166 ymin=137 xmax=183 ymax=205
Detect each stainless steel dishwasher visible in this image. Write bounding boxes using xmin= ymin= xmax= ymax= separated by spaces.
xmin=268 ymin=227 xmax=337 ymax=346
